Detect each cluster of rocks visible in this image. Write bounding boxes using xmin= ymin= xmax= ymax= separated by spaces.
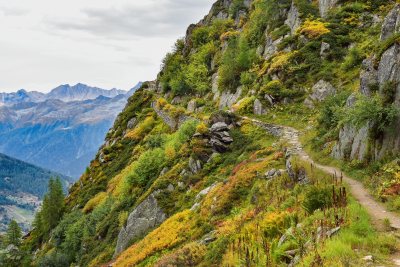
xmin=209 ymin=122 xmax=234 ymax=153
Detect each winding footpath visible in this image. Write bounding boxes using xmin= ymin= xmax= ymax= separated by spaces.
xmin=242 ymin=116 xmax=400 ymax=230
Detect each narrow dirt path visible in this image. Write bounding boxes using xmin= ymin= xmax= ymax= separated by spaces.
xmin=243 ymin=116 xmax=400 ymax=265
xmin=243 ymin=116 xmax=400 ymax=230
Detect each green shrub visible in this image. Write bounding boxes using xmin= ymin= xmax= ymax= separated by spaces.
xmin=229 ymin=0 xmax=247 ymax=17
xmin=302 ymin=186 xmax=332 ymax=214
xmin=218 ymin=37 xmax=258 ymax=91
xmin=294 ymin=0 xmax=319 ymax=17
xmin=343 ymin=93 xmax=399 ymax=133
xmin=317 ymin=91 xmax=350 ymax=139
xmin=128 ymin=148 xmax=166 ymax=187
xmin=342 ymin=47 xmax=365 ymax=71
xmin=260 ymin=80 xmax=302 ymax=100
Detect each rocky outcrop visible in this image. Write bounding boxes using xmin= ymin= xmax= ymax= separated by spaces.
xmin=209 ymin=122 xmax=234 ymax=152
xmin=318 ymin=0 xmax=339 ymax=18
xmin=219 ymin=87 xmax=242 ymax=109
xmin=333 ymin=6 xmax=400 ymax=161
xmin=304 ymin=80 xmax=337 ymax=108
xmin=378 ymin=43 xmax=400 ymax=102
xmin=359 ymin=58 xmax=377 ymax=96
xmin=114 ymin=193 xmax=167 ymax=257
xmin=380 ymin=4 xmax=400 ymax=41
xmin=285 ymin=1 xmax=302 ymax=34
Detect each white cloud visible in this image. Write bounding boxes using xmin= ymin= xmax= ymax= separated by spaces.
xmin=0 ymin=0 xmax=215 ymax=92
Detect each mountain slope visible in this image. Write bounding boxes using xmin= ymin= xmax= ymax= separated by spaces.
xmin=18 ymin=1 xmax=400 ymax=267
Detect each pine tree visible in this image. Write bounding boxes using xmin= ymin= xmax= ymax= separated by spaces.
xmin=6 ymin=220 xmax=21 ymax=247
xmin=36 ymin=177 xmax=65 ymax=239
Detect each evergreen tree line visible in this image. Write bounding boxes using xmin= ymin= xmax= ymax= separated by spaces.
xmin=0 ymin=178 xmax=65 ymax=266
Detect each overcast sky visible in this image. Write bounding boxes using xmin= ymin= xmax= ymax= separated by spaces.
xmin=0 ymin=0 xmax=215 ymax=93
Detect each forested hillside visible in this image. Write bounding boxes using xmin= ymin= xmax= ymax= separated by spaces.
xmin=0 ymin=153 xmax=70 ymax=233
xmin=10 ymin=0 xmax=400 ymax=266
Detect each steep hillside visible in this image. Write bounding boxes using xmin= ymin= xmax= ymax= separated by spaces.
xmin=16 ymin=0 xmax=400 ymax=266
xmin=0 ymin=153 xmax=70 ymax=232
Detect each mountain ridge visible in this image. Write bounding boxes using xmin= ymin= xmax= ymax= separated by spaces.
xmin=0 ymin=82 xmax=142 ymax=178
xmin=0 ymin=82 xmax=143 ymax=105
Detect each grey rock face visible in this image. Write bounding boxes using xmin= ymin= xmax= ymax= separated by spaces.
xmin=304 ymin=80 xmax=336 ymax=108
xmin=332 ymin=93 xmax=372 ymax=161
xmin=253 ymin=99 xmax=266 ymax=115
xmin=360 ymin=58 xmax=378 ymax=96
xmin=318 ymin=0 xmax=339 ymax=18
xmin=380 ymin=4 xmax=400 ymax=41
xmin=219 ymin=87 xmax=242 ymax=109
xmin=285 ymin=1 xmax=302 ymax=34
xmin=114 ymin=193 xmax=167 ymax=257
xmin=378 ymin=43 xmax=400 ymax=102
xmin=127 ymin=117 xmax=138 ymax=129
xmin=333 ymin=5 xmax=400 ymax=162
xmin=212 ymin=73 xmax=220 ymax=101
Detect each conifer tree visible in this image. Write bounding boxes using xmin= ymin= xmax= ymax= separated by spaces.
xmin=35 ymin=178 xmax=65 ymax=239
xmin=6 ymin=220 xmax=21 ymax=247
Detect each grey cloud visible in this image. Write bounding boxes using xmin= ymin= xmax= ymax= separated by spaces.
xmin=47 ymin=0 xmax=213 ymax=39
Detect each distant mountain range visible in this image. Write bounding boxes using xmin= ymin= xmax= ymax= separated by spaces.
xmin=0 ymin=153 xmax=71 ymax=232
xmin=0 ymin=82 xmax=142 ymax=178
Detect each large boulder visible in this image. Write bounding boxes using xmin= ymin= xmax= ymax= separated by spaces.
xmin=114 ymin=193 xmax=167 ymax=257
xmin=304 ymin=80 xmax=337 ymax=108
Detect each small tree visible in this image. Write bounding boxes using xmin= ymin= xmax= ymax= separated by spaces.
xmin=6 ymin=220 xmax=21 ymax=247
